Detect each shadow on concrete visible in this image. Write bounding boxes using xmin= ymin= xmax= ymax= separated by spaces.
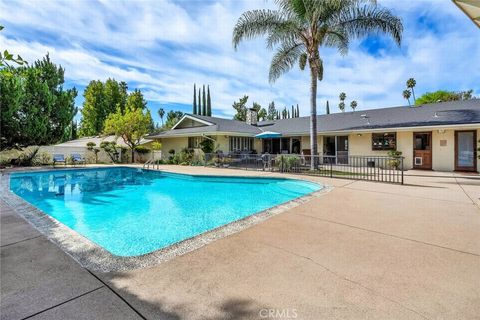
xmin=402 ymin=183 xmax=446 ymax=189
xmin=92 ymin=270 xmax=267 ymax=320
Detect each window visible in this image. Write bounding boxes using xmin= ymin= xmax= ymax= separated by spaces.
xmin=188 ymin=136 xmax=204 ymax=149
xmin=229 ymin=137 xmax=254 ymax=152
xmin=372 ymin=133 xmax=396 ymax=150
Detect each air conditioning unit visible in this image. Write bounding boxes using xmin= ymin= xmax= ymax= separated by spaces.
xmin=414 ymin=157 xmax=423 ymax=166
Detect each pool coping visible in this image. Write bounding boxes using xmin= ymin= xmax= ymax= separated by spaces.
xmin=0 ymin=166 xmax=333 ymax=272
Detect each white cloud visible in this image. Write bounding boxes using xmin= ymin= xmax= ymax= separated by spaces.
xmin=1 ymin=0 xmax=479 ymax=120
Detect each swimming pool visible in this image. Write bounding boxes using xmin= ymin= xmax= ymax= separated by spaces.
xmin=9 ymin=167 xmax=321 ymax=257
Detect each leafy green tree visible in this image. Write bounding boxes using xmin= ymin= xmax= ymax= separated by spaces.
xmin=403 ymin=89 xmax=411 ymax=106
xmin=126 ymin=89 xmax=147 ymax=111
xmin=350 ymin=100 xmax=357 ymax=111
xmin=267 ymin=101 xmax=277 ymax=120
xmin=79 ymin=80 xmax=106 ymax=136
xmin=79 ymin=79 xmax=129 ymax=136
xmin=104 ymin=108 xmax=152 ymax=162
xmin=104 ymin=78 xmax=126 ymax=115
xmin=415 ymin=90 xmax=475 ymax=105
xmin=165 ymin=110 xmax=184 ymax=128
xmin=202 ymin=85 xmax=207 ymax=116
xmin=326 ymin=100 xmax=330 ymax=114
xmin=0 ymin=55 xmax=77 ymax=149
xmin=253 ymin=102 xmax=267 ymax=121
xmin=193 ymin=83 xmax=197 ymax=114
xmin=406 ymin=78 xmax=416 ymax=103
xmin=207 ymin=85 xmax=212 ymax=116
xmin=158 ymin=108 xmax=165 ymax=126
xmin=232 ymin=95 xmax=249 ymax=121
xmin=233 ymin=0 xmax=402 ymax=169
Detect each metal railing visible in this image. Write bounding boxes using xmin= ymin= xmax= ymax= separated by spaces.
xmin=204 ymin=153 xmax=404 ymax=184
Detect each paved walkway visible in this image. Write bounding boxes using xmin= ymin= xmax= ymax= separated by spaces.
xmin=1 ymin=166 xmax=479 ymax=319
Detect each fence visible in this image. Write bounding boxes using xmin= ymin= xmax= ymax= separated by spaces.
xmin=204 ymin=153 xmax=404 ymax=184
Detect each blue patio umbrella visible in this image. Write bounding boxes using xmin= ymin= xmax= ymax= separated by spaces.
xmin=255 ymin=131 xmax=282 ymax=139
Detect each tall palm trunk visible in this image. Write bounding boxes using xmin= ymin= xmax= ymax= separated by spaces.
xmin=411 ymin=88 xmax=416 ymax=104
xmin=309 ymin=61 xmax=318 ymax=170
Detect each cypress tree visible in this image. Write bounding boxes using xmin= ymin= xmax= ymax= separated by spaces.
xmin=207 ymin=85 xmax=212 ymax=116
xmin=326 ymin=100 xmax=330 ymax=114
xmin=202 ymin=85 xmax=206 ymax=116
xmin=198 ymin=88 xmax=202 ymax=115
xmin=296 ymin=104 xmax=300 ymax=117
xmin=193 ymin=84 xmax=197 ymax=114
xmin=291 ymin=105 xmax=294 ymax=118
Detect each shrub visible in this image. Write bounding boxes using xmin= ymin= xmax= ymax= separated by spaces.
xmin=199 ymin=139 xmax=214 ymax=154
xmin=100 ymin=141 xmax=119 ymax=163
xmin=387 ymin=150 xmax=403 ymax=170
xmin=86 ymin=142 xmax=100 ymax=163
xmin=135 ymin=146 xmax=150 ymax=154
xmin=276 ymin=155 xmax=300 ymax=172
xmin=151 ymin=141 xmax=162 ymax=151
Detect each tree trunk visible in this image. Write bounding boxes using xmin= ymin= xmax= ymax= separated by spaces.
xmin=309 ymin=62 xmax=318 ymax=170
xmin=411 ymin=88 xmax=416 ymax=104
xmin=131 ymin=149 xmax=135 ymax=163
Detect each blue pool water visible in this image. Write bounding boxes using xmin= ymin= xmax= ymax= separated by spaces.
xmin=9 ymin=167 xmax=321 ymax=256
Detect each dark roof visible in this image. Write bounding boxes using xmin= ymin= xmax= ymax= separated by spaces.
xmin=258 ymin=99 xmax=480 ymax=134
xmin=149 ymin=114 xmax=261 ymax=138
xmin=150 ymin=100 xmax=480 ymax=138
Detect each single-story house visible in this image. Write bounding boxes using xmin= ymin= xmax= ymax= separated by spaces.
xmin=148 ymin=100 xmax=480 ymax=172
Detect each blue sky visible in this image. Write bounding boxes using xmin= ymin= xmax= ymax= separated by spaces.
xmin=1 ymin=0 xmax=479 ymax=125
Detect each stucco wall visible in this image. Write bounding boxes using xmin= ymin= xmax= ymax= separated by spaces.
xmin=159 ymin=137 xmax=188 ymax=156
xmin=348 ymin=131 xmax=413 ymax=169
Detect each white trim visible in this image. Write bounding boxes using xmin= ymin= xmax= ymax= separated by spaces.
xmin=170 ymin=114 xmax=214 ymax=130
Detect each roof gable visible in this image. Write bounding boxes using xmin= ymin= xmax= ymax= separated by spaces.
xmin=171 ymin=114 xmax=214 ymax=130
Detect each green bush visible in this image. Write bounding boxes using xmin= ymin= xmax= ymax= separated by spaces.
xmin=276 ymin=155 xmax=300 ymax=171
xmin=199 ymin=139 xmax=214 ymax=154
xmin=387 ymin=150 xmax=403 ymax=170
xmin=134 ymin=146 xmax=150 ymax=154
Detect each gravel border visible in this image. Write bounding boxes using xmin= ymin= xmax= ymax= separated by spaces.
xmin=0 ymin=166 xmax=332 ymax=272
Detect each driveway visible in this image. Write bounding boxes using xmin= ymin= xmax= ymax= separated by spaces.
xmin=1 ymin=166 xmax=479 ymax=319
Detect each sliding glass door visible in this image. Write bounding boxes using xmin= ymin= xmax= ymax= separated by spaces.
xmin=455 ymin=130 xmax=477 ymax=171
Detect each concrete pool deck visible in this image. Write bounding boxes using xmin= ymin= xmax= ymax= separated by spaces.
xmin=1 ymin=165 xmax=479 ymax=319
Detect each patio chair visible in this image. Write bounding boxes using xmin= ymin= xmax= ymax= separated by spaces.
xmin=52 ymin=154 xmax=66 ymax=167
xmin=71 ymin=153 xmax=86 ymax=166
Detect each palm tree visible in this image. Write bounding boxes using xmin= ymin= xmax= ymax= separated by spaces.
xmin=402 ymin=89 xmax=411 ymax=106
xmin=158 ymin=108 xmax=165 ymax=126
xmin=350 ymin=100 xmax=357 ymax=111
xmin=339 ymin=92 xmax=346 ymax=112
xmin=406 ymin=78 xmax=416 ymax=103
xmin=233 ymin=0 xmax=402 ymax=169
